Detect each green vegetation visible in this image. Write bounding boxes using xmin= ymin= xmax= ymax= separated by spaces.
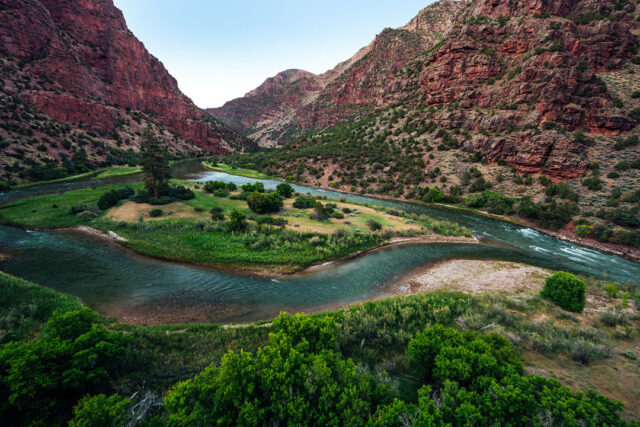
xmin=202 ymin=161 xmax=273 ymax=179
xmin=1 ymin=270 xmax=637 ymax=426
xmin=0 ymin=179 xmax=469 ymax=273
xmin=140 ymin=125 xmax=171 ymax=199
xmin=541 ymin=272 xmax=586 ymax=313
xmin=247 ymin=191 xmax=283 ymax=214
xmin=93 ymin=166 xmax=142 ymax=179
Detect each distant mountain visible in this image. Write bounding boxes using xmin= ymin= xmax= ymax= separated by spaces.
xmin=209 ymin=0 xmax=639 ymax=181
xmin=208 ymin=0 xmax=464 ymax=147
xmin=0 ymin=0 xmax=254 ymax=182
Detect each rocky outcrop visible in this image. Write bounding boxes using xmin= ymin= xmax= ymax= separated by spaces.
xmin=0 ymin=0 xmax=253 ymax=166
xmin=210 ymin=0 xmax=640 ymax=180
xmin=208 ymin=0 xmax=464 ymax=146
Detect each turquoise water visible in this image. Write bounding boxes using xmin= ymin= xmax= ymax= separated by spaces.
xmin=1 ymin=160 xmax=638 ymax=322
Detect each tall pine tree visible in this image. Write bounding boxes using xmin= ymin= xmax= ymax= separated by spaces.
xmin=140 ymin=125 xmax=170 ymax=199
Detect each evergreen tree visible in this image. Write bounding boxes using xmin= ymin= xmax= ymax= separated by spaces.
xmin=140 ymin=126 xmax=170 ymax=199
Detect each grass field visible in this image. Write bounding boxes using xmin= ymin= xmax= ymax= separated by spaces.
xmin=93 ymin=166 xmax=143 ymax=179
xmin=202 ymin=161 xmax=274 ymax=179
xmin=0 ymin=180 xmax=469 ymax=272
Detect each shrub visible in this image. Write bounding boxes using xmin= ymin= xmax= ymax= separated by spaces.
xmin=241 ymin=182 xmax=264 ymax=193
xmin=422 ymin=187 xmax=444 ymax=203
xmin=366 ymin=219 xmax=382 ymax=231
xmin=210 ymin=207 xmax=224 ymax=221
xmin=214 ymin=189 xmax=229 ymax=198
xmin=149 ymin=208 xmax=163 ymax=218
xmin=540 ymin=272 xmax=586 ymax=312
xmin=630 ymin=108 xmax=640 ymax=121
xmin=204 ymin=180 xmax=227 ymax=193
xmin=227 ymin=209 xmax=247 ymax=232
xmin=575 ymin=224 xmax=592 ymax=238
xmin=247 ymin=192 xmax=283 ymax=214
xmin=69 ymin=394 xmax=130 ymax=427
xmin=97 ymin=190 xmax=121 ymax=210
xmin=0 ymin=309 xmax=130 ymax=426
xmin=293 ymin=195 xmax=316 ymax=209
xmin=275 ymin=182 xmax=294 ymax=198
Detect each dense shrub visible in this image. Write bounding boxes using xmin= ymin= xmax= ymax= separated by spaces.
xmin=164 ymin=314 xmax=392 ymax=426
xmin=422 ymin=187 xmax=444 ymax=203
xmin=275 ymin=182 xmax=294 ymax=198
xmin=149 ymin=208 xmax=163 ymax=218
xmin=247 ymin=191 xmax=283 ymax=214
xmin=254 ymin=216 xmax=287 ymax=226
xmin=241 ymin=182 xmax=264 ymax=193
xmin=0 ymin=309 xmax=130 ymax=426
xmin=97 ymin=190 xmax=121 ymax=210
xmin=69 ymin=394 xmax=130 ymax=427
xmin=366 ymin=219 xmax=382 ymax=231
xmin=203 ymin=180 xmax=229 ymax=193
xmin=292 ymin=195 xmax=316 ymax=208
xmin=227 ymin=209 xmax=247 ymax=232
xmin=540 ymin=272 xmax=586 ymax=312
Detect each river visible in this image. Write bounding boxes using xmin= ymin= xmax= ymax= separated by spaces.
xmin=1 ymin=160 xmax=638 ymax=323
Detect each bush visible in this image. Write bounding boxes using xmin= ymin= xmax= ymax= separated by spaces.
xmin=540 ymin=272 xmax=586 ymax=312
xmin=254 ymin=216 xmax=287 ymax=226
xmin=227 ymin=209 xmax=247 ymax=232
xmin=422 ymin=187 xmax=444 ymax=203
xmin=204 ymin=180 xmax=227 ymax=193
xmin=0 ymin=309 xmax=130 ymax=426
xmin=69 ymin=394 xmax=130 ymax=427
xmin=0 ymin=181 xmax=11 ymax=192
xmin=214 ymin=189 xmax=229 ymax=198
xmin=210 ymin=207 xmax=225 ymax=221
xmin=366 ymin=219 xmax=382 ymax=231
xmin=241 ymin=182 xmax=264 ymax=193
xmin=630 ymin=108 xmax=640 ymax=122
xmin=247 ymin=192 xmax=283 ymax=214
xmin=149 ymin=208 xmax=163 ymax=218
xmin=275 ymin=182 xmax=294 ymax=198
xmin=293 ymin=195 xmax=316 ymax=209
xmin=97 ymin=190 xmax=121 ymax=210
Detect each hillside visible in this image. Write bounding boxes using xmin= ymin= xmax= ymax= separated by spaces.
xmin=0 ymin=0 xmax=254 ymax=183
xmin=208 ymin=0 xmax=464 ymax=146
xmin=217 ymin=0 xmax=640 ymax=252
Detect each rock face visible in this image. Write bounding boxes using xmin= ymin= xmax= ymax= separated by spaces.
xmin=0 ymin=0 xmax=253 ymax=181
xmin=209 ymin=0 xmax=640 ymax=180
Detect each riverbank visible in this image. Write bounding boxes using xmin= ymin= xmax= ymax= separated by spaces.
xmin=219 ymin=164 xmax=640 ymax=265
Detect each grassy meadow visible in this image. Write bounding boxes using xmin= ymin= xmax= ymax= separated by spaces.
xmin=0 ymin=179 xmax=470 ymax=272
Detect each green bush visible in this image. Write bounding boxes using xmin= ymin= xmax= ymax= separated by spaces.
xmin=366 ymin=219 xmax=382 ymax=231
xmin=292 ymin=195 xmax=316 ymax=208
xmin=540 ymin=272 xmax=586 ymax=312
xmin=275 ymin=182 xmax=294 ymax=198
xmin=69 ymin=394 xmax=130 ymax=427
xmin=149 ymin=208 xmax=163 ymax=218
xmin=247 ymin=192 xmax=283 ymax=214
xmin=0 ymin=309 xmax=131 ymax=426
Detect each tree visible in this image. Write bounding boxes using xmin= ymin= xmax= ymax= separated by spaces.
xmin=69 ymin=394 xmax=130 ymax=427
xmin=140 ymin=125 xmax=170 ymax=199
xmin=276 ymin=183 xmax=294 ymax=198
xmin=0 ymin=308 xmax=130 ymax=426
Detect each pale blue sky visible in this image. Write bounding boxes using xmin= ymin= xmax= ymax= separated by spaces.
xmin=113 ymin=1 xmax=433 ymax=108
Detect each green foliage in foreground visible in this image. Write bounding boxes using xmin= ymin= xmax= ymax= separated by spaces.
xmin=541 ymin=271 xmax=586 ymax=313
xmin=0 ymin=308 xmax=131 ymax=426
xmin=0 ymin=271 xmax=84 ymax=343
xmin=0 ymin=272 xmax=635 ymax=426
xmin=161 ymin=315 xmax=628 ymax=426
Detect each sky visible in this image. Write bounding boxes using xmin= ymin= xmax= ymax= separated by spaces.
xmin=113 ymin=0 xmax=433 ymax=108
